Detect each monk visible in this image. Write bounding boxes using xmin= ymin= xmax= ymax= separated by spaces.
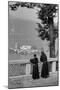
xmin=30 ymin=54 xmax=39 ymax=79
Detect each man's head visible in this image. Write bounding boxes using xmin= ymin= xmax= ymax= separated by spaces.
xmin=34 ymin=54 xmax=36 ymax=58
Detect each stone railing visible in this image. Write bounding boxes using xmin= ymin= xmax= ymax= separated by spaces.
xmin=8 ymin=58 xmax=58 ymax=78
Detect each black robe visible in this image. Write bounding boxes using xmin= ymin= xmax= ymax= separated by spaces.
xmin=40 ymin=52 xmax=49 ymax=78
xmin=30 ymin=58 xmax=39 ymax=79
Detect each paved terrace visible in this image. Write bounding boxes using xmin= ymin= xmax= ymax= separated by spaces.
xmin=8 ymin=72 xmax=58 ymax=89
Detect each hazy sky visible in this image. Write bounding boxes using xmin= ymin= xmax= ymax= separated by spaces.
xmin=8 ymin=3 xmax=58 ymax=54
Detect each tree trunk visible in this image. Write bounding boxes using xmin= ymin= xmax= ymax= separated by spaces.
xmin=50 ymin=38 xmax=55 ymax=58
xmin=49 ymin=23 xmax=55 ymax=58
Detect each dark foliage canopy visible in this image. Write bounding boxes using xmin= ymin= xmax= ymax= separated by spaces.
xmin=9 ymin=2 xmax=41 ymax=10
xmin=36 ymin=4 xmax=58 ymax=40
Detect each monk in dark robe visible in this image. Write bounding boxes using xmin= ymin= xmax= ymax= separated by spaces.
xmin=30 ymin=54 xmax=39 ymax=79
xmin=40 ymin=51 xmax=49 ymax=78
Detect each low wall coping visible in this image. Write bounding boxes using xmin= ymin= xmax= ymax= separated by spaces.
xmin=8 ymin=58 xmax=58 ymax=64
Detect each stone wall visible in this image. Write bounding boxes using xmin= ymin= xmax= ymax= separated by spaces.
xmin=8 ymin=58 xmax=58 ymax=77
xmin=8 ymin=63 xmax=26 ymax=76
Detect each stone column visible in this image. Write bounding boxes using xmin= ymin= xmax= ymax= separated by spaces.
xmin=26 ymin=63 xmax=31 ymax=75
xmin=52 ymin=61 xmax=56 ymax=72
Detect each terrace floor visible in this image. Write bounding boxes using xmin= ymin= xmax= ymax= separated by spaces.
xmin=8 ymin=72 xmax=58 ymax=89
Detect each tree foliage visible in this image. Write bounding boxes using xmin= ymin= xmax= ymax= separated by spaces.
xmin=36 ymin=4 xmax=58 ymax=41
xmin=9 ymin=2 xmax=41 ymax=10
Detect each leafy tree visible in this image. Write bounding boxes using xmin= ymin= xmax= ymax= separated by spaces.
xmin=9 ymin=2 xmax=58 ymax=57
xmin=36 ymin=4 xmax=58 ymax=57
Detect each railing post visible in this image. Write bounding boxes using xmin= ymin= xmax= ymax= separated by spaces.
xmin=52 ymin=61 xmax=56 ymax=72
xmin=26 ymin=63 xmax=31 ymax=75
